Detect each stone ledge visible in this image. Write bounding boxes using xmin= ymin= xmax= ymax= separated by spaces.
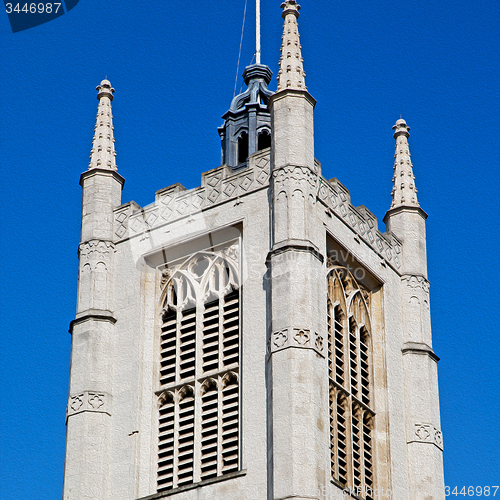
xmin=401 ymin=341 xmax=440 ymax=362
xmin=69 ymin=309 xmax=117 ymax=333
xmin=268 ymin=239 xmax=324 ymax=263
xmin=79 ymin=167 xmax=125 ymax=188
xmin=383 ymin=204 xmax=428 ymax=223
xmin=137 ymin=470 xmax=247 ymax=499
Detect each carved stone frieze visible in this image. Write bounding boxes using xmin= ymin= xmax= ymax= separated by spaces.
xmin=408 ymin=423 xmax=443 ymax=450
xmin=79 ymin=240 xmax=114 ymax=265
xmin=267 ymin=327 xmax=324 ymax=358
xmin=272 ymin=165 xmax=317 ymax=198
xmin=402 ymin=274 xmax=430 ymax=293
xmin=67 ymin=391 xmax=111 ymax=420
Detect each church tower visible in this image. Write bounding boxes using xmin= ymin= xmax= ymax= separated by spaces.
xmin=64 ymin=3 xmax=445 ymax=499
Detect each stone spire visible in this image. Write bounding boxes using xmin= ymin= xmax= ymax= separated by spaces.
xmin=277 ymin=0 xmax=306 ymax=91
xmin=89 ymin=79 xmax=117 ymax=171
xmin=390 ymin=118 xmax=419 ymax=208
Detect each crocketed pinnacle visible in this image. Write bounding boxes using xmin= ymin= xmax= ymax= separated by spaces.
xmin=88 ymin=79 xmax=117 ymax=171
xmin=277 ymin=1 xmax=306 ymax=91
xmin=390 ymin=119 xmax=419 ymax=208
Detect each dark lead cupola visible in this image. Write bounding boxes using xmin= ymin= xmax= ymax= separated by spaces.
xmin=219 ymin=63 xmax=273 ymax=169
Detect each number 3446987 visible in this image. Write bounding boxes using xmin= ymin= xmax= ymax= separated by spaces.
xmin=446 ymin=486 xmax=500 ymax=496
xmin=5 ymin=3 xmax=62 ymax=14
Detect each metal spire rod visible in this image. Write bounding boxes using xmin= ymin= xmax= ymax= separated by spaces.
xmin=256 ymin=0 xmax=261 ymax=64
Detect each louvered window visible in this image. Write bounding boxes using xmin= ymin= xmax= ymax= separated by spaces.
xmin=157 ymin=244 xmax=240 ymax=492
xmin=327 ymin=266 xmax=374 ymax=499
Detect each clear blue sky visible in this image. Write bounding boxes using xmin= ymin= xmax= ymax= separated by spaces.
xmin=1 ymin=1 xmax=499 ymax=498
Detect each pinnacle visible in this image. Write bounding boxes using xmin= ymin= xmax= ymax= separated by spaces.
xmin=89 ymin=79 xmax=117 ymax=171
xmin=390 ymin=118 xmax=419 ymax=209
xmin=277 ymin=0 xmax=307 ymax=91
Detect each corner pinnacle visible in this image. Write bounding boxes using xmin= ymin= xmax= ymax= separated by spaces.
xmin=277 ymin=1 xmax=307 ymax=91
xmin=390 ymin=119 xmax=419 ymax=209
xmin=88 ymin=79 xmax=117 ymax=171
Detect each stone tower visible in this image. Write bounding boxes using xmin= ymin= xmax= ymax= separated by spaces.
xmin=63 ymin=3 xmax=445 ymax=499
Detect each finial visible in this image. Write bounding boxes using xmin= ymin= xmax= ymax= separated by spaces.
xmin=281 ymin=0 xmax=300 ymax=18
xmin=96 ymin=79 xmax=115 ymax=101
xmin=390 ymin=118 xmax=419 ymax=208
xmin=277 ymin=0 xmax=307 ymax=91
xmin=88 ymin=79 xmax=117 ymax=171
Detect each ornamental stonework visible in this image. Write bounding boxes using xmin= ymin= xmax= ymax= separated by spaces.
xmin=79 ymin=240 xmax=114 ymax=266
xmin=408 ymin=423 xmax=443 ymax=450
xmin=67 ymin=391 xmax=111 ymax=420
xmin=113 ymin=155 xmax=271 ymax=241
xmin=267 ymin=327 xmax=324 ymax=357
xmin=112 ymin=154 xmax=401 ymax=270
xmin=402 ymin=275 xmax=430 ymax=293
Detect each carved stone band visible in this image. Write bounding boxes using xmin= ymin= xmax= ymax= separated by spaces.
xmin=67 ymin=391 xmax=111 ymax=421
xmin=408 ymin=423 xmax=443 ymax=450
xmin=267 ymin=327 xmax=325 ymax=358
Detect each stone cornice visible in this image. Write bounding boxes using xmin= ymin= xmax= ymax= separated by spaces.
xmin=383 ymin=204 xmax=428 ymax=224
xmin=80 ymin=168 xmax=125 ymax=188
xmin=268 ymin=87 xmax=317 ymax=108
xmin=69 ymin=309 xmax=117 ymax=333
xmin=267 ymin=239 xmax=324 ymax=263
xmin=402 ymin=341 xmax=440 ymax=362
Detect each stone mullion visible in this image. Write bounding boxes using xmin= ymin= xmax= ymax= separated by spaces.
xmin=345 ymin=311 xmax=353 ymax=396
xmin=172 ymin=391 xmax=180 ymax=489
xmin=359 ymin=408 xmax=367 ymax=497
xmin=193 ymin=297 xmax=203 ymax=483
xmin=218 ymin=289 xmax=224 ymax=373
xmin=216 ymin=287 xmax=223 ymax=477
xmin=340 ymin=306 xmax=348 ymax=392
xmin=217 ymin=375 xmax=223 ymax=476
xmin=346 ymin=312 xmax=354 ymax=492
xmin=356 ymin=324 xmax=363 ymax=408
xmin=345 ymin=392 xmax=354 ymax=490
xmin=329 ymin=383 xmax=338 ymax=480
xmin=175 ymin=308 xmax=182 ymax=386
xmin=327 ymin=299 xmax=334 ymax=382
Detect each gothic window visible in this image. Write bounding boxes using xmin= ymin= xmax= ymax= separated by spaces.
xmin=327 ymin=266 xmax=374 ymax=499
xmin=157 ymin=244 xmax=240 ymax=492
xmin=237 ymin=132 xmax=249 ymax=164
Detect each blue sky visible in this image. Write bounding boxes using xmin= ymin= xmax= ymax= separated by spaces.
xmin=1 ymin=0 xmax=499 ymax=498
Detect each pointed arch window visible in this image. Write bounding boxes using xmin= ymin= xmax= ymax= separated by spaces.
xmin=157 ymin=244 xmax=240 ymax=492
xmin=327 ymin=266 xmax=374 ymax=499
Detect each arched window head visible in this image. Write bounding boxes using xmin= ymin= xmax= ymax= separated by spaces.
xmin=257 ymin=129 xmax=271 ymax=151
